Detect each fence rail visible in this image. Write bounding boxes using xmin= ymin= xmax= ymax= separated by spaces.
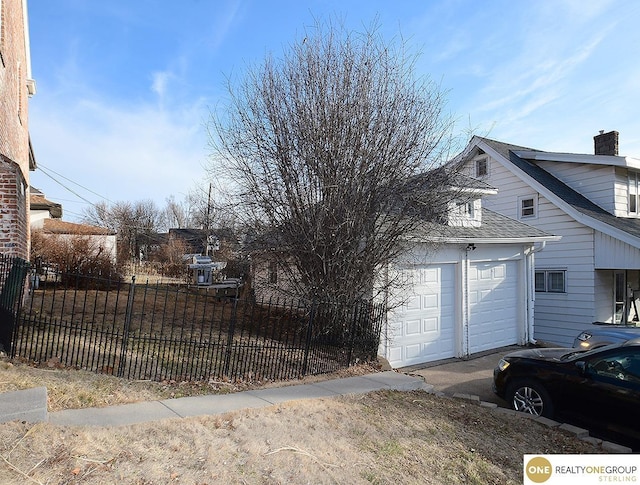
xmin=10 ymin=269 xmax=383 ymax=382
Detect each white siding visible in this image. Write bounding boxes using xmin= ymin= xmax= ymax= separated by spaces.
xmin=594 ymin=270 xmax=613 ymax=323
xmin=613 ymin=167 xmax=630 ymax=216
xmin=476 ymin=157 xmax=533 ymax=219
xmin=536 ymin=161 xmax=616 ymax=214
xmin=465 ymin=155 xmax=597 ymax=347
xmin=595 ymin=232 xmax=640 ymax=269
xmin=532 ymin=213 xmax=595 ymax=347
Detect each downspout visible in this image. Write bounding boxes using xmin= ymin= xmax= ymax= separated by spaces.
xmin=525 ymin=241 xmax=546 ymax=345
xmin=462 ymin=244 xmax=472 ymax=358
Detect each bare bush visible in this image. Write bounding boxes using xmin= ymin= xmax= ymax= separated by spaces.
xmin=30 ymin=230 xmax=119 ymax=280
xmin=209 ymin=18 xmax=459 ymax=304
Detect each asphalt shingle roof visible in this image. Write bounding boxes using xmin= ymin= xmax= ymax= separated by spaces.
xmin=415 ymin=208 xmax=554 ymax=242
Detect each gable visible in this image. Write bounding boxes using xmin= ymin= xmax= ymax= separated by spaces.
xmin=459 ymin=137 xmax=640 ymax=250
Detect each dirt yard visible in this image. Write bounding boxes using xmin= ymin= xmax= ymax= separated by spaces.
xmin=0 ymin=360 xmax=603 ymax=484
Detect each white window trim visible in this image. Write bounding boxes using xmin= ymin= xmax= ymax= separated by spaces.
xmin=628 ymin=171 xmax=639 ymax=215
xmin=518 ymin=194 xmax=538 ymax=220
xmin=475 ymin=157 xmax=488 ymax=178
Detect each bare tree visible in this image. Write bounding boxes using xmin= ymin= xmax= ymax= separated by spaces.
xmin=209 ymin=19 xmax=459 ymax=303
xmin=162 ymin=196 xmax=190 ymax=230
xmin=82 ymin=200 xmax=163 ymax=265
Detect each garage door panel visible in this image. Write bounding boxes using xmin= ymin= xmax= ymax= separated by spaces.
xmin=423 ymin=317 xmax=439 ymax=333
xmin=405 ymin=319 xmax=422 ymax=336
xmin=469 ymin=261 xmax=519 ymax=354
xmin=388 ymin=264 xmax=456 ymax=367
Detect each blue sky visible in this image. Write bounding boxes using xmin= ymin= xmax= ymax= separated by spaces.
xmin=27 ymin=0 xmax=640 ymax=222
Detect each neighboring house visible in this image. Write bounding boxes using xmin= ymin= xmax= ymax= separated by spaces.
xmin=0 ymin=0 xmax=37 ymax=259
xmin=251 ymin=176 xmax=558 ymax=368
xmin=34 ymin=219 xmax=117 ymax=263
xmin=29 ymin=189 xmax=117 ymax=263
xmin=453 ymin=131 xmax=640 ymax=347
xmin=29 ymin=186 xmax=62 ymax=227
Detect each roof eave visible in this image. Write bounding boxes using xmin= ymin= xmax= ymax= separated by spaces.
xmin=513 ymin=150 xmax=640 ymax=169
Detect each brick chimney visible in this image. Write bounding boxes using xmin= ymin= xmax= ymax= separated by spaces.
xmin=594 ymin=130 xmax=619 ymax=156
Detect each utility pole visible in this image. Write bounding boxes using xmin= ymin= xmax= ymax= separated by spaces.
xmin=205 ymin=183 xmax=212 ymax=256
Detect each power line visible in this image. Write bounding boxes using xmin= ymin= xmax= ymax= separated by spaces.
xmin=36 ymin=163 xmax=113 ymax=206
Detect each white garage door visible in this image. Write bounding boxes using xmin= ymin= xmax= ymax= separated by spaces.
xmin=387 ymin=264 xmax=456 ymax=367
xmin=468 ymin=261 xmax=519 ymax=354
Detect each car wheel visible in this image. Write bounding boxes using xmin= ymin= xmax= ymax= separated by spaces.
xmin=506 ymin=380 xmax=554 ymax=418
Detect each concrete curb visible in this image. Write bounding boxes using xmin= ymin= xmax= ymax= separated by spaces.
xmin=445 ymin=389 xmax=633 ymax=453
xmin=0 ymin=387 xmax=48 ymax=424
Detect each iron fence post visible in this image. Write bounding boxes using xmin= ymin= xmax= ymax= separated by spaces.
xmin=301 ymin=302 xmax=315 ymax=376
xmin=223 ymin=295 xmax=239 ymax=376
xmin=117 ymin=276 xmax=136 ymax=377
xmin=346 ymin=302 xmax=359 ymax=366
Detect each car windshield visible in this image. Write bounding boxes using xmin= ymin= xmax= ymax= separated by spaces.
xmin=559 ymin=343 xmax=625 ymax=361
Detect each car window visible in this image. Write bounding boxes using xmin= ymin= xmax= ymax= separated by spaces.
xmin=588 ymin=353 xmax=640 ymax=382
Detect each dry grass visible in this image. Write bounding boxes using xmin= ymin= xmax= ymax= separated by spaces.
xmin=1 ymin=359 xmax=379 ymax=412
xmin=0 ymin=359 xmax=604 ymax=484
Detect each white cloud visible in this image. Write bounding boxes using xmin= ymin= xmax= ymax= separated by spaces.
xmin=29 ymin=91 xmax=211 ymax=221
xmin=151 ymin=71 xmax=174 ymax=100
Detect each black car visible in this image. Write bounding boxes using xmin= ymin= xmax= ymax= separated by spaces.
xmin=574 ymin=323 xmax=640 ymax=350
xmin=493 ymin=342 xmax=640 ymax=449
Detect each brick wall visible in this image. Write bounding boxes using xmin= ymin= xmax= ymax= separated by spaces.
xmin=594 ymin=130 xmax=619 ymax=157
xmin=0 ymin=0 xmax=32 ymax=259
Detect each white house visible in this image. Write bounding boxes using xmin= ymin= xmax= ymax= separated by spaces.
xmin=381 ymin=176 xmax=558 ymax=368
xmin=29 ymin=188 xmax=117 ymax=263
xmin=453 ymin=131 xmax=640 ymax=347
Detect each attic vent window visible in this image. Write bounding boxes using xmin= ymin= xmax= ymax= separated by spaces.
xmin=519 ymin=195 xmax=537 ymax=219
xmin=475 ymin=158 xmax=488 ymax=177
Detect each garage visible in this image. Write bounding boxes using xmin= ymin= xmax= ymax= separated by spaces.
xmin=387 ymin=264 xmax=456 ymax=367
xmin=385 ymin=258 xmax=523 ymax=368
xmin=468 ymin=261 xmax=520 ymax=353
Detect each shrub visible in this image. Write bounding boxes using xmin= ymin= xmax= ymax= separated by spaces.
xmin=31 ymin=230 xmax=120 ymax=281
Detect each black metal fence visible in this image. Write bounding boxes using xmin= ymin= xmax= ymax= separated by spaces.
xmin=10 ymin=269 xmax=384 ymax=382
xmin=0 ymin=254 xmax=30 ymax=353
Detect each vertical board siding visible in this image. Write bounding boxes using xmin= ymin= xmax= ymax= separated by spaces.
xmin=595 ymin=232 xmax=640 ymax=269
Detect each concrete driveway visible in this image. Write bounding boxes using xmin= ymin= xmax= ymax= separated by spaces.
xmin=401 ymin=346 xmax=523 ymax=406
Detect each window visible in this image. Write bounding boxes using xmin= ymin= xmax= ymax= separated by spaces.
xmin=456 ymin=200 xmax=474 ymax=218
xmin=475 ymin=158 xmax=488 ymax=177
xmin=519 ymin=195 xmax=537 ymax=219
xmin=535 ymin=270 xmax=566 ymax=293
xmin=268 ymin=260 xmax=278 ymax=284
xmin=629 ymin=171 xmax=639 ymax=214
xmin=589 ymin=350 xmax=640 ymax=383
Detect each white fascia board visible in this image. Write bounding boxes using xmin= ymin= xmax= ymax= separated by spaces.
xmin=441 ymin=236 xmax=561 ymax=244
xmin=451 ymin=186 xmax=498 ymax=196
xmin=449 ymin=136 xmax=484 ymax=165
xmin=411 ymin=235 xmax=561 ymax=245
xmin=514 ymin=150 xmax=640 ymax=170
xmin=476 ymin=140 xmax=640 ymax=250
